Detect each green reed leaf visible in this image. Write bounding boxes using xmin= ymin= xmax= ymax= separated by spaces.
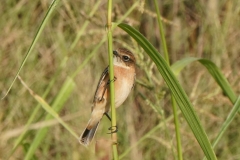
xmin=118 ymin=23 xmax=217 ymax=160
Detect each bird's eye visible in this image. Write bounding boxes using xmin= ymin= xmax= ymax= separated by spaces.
xmin=122 ymin=55 xmax=130 ymax=62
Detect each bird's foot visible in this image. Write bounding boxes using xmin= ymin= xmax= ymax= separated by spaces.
xmin=107 ymin=126 xmax=118 ymax=134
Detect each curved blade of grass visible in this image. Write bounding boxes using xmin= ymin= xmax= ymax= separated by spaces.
xmin=10 ymin=57 xmax=68 ymax=157
xmin=11 ymin=37 xmax=101 ymax=156
xmin=212 ymin=96 xmax=240 ymax=147
xmin=118 ymin=23 xmax=217 ymax=160
xmin=203 ymin=96 xmax=240 ymax=160
xmin=2 ymin=0 xmax=60 ymax=100
xmin=19 ymin=76 xmax=76 ymax=160
xmin=17 ymin=76 xmax=78 ymax=139
xmin=171 ymin=57 xmax=237 ymax=104
xmin=171 ymin=57 xmax=199 ymax=76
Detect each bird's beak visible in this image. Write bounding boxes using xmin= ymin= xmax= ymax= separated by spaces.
xmin=113 ymin=50 xmax=119 ymax=57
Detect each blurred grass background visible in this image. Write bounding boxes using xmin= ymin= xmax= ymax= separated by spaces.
xmin=1 ymin=0 xmax=240 ymax=159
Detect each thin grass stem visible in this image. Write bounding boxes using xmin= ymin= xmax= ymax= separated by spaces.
xmin=2 ymin=0 xmax=60 ymax=100
xmin=153 ymin=0 xmax=183 ymax=159
xmin=107 ymin=0 xmax=119 ymax=159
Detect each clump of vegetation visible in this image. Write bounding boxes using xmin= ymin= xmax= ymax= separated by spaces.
xmin=1 ymin=0 xmax=240 ymax=159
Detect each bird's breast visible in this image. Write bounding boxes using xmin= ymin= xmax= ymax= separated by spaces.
xmin=113 ymin=65 xmax=135 ymax=108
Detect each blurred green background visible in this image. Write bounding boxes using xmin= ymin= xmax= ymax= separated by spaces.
xmin=1 ymin=0 xmax=240 ymax=159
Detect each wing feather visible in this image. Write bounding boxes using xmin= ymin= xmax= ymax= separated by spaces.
xmin=93 ymin=66 xmax=109 ymax=103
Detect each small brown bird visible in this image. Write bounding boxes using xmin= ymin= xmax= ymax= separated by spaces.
xmin=79 ymin=48 xmax=136 ymax=146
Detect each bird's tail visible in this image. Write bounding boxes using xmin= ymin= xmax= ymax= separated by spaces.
xmin=79 ymin=121 xmax=100 ymax=146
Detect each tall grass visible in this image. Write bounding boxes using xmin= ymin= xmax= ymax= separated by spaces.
xmin=1 ymin=0 xmax=240 ymax=159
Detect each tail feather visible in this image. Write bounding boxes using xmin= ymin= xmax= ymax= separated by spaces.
xmin=79 ymin=122 xmax=100 ymax=146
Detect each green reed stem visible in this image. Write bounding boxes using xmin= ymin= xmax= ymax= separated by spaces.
xmin=107 ymin=0 xmax=119 ymax=159
xmin=154 ymin=0 xmax=183 ymax=159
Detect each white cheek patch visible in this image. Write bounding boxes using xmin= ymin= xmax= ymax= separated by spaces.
xmin=113 ymin=57 xmax=129 ymax=69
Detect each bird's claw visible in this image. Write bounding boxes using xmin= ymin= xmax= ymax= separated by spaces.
xmin=107 ymin=126 xmax=118 ymax=134
xmin=104 ymin=113 xmax=111 ymax=121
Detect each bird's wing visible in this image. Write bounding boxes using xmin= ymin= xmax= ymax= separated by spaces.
xmin=93 ymin=66 xmax=109 ymax=104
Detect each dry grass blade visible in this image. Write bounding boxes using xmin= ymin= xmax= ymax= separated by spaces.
xmin=17 ymin=76 xmax=78 ymax=139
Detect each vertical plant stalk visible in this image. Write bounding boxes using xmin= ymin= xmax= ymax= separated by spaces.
xmin=153 ymin=0 xmax=183 ymax=159
xmin=107 ymin=0 xmax=119 ymax=159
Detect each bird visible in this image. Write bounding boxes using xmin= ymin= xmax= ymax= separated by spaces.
xmin=79 ymin=48 xmax=136 ymax=146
